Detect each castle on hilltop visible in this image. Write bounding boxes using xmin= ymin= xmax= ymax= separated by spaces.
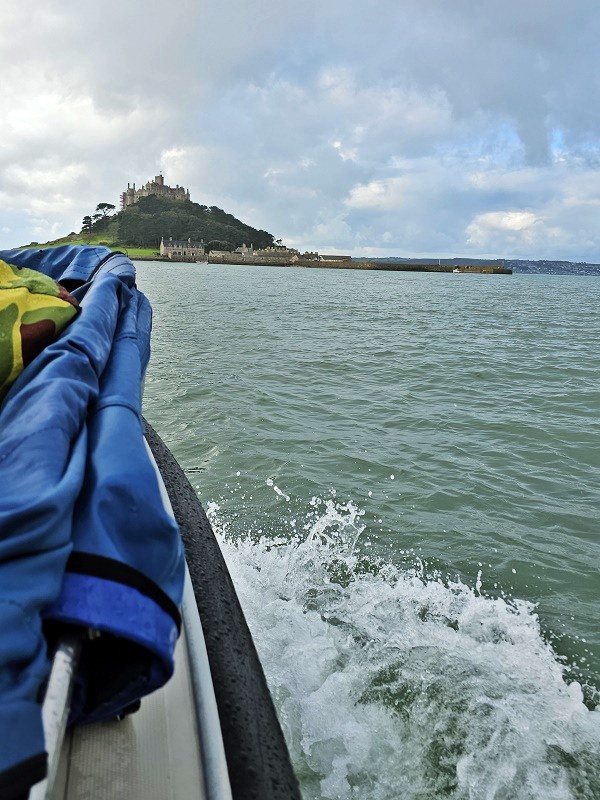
xmin=120 ymin=174 xmax=190 ymax=208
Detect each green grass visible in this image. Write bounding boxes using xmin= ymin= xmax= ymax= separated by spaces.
xmin=20 ymin=236 xmax=110 ymax=249
xmin=19 ymin=238 xmax=160 ymax=259
xmin=118 ymin=247 xmax=161 ymax=258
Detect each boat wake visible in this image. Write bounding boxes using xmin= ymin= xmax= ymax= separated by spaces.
xmin=207 ymin=498 xmax=600 ymax=800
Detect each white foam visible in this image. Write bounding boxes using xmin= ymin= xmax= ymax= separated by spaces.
xmin=266 ymin=476 xmax=291 ymax=502
xmin=208 ymin=499 xmax=600 ymax=800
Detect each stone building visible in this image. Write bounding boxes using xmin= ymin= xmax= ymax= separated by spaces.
xmin=254 ymin=246 xmax=300 ymax=258
xmin=160 ymin=237 xmax=205 ymax=259
xmin=121 ymin=174 xmax=190 ymax=208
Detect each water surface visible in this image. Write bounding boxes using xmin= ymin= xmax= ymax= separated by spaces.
xmin=138 ymin=262 xmax=600 ymax=800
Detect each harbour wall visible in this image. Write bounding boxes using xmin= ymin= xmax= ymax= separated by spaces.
xmin=208 ymin=255 xmax=511 ymax=274
xmin=129 ymin=253 xmax=511 ymax=274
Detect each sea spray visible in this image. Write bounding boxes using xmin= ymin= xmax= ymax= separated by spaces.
xmin=208 ymin=498 xmax=600 ymax=800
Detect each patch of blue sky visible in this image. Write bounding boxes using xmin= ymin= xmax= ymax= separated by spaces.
xmin=550 ymin=128 xmax=600 ymax=166
xmin=434 ymin=120 xmax=524 ymax=169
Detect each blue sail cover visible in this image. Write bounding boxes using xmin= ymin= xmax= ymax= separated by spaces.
xmin=0 ymin=246 xmax=185 ymax=798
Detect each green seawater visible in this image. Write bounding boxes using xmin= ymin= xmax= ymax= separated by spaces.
xmin=138 ymin=262 xmax=600 ymax=800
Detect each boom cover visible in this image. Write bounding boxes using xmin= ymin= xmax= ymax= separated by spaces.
xmin=0 ymin=246 xmax=184 ymax=799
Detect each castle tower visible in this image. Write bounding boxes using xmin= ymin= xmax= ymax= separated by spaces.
xmin=122 ymin=175 xmax=191 ymax=207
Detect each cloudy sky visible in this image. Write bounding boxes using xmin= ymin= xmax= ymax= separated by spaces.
xmin=2 ymin=0 xmax=599 ymax=260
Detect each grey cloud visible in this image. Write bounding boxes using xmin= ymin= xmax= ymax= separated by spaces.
xmin=1 ymin=0 xmax=600 ymax=260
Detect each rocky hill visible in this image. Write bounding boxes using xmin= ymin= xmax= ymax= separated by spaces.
xmin=105 ymin=195 xmax=275 ymax=250
xmin=26 ymin=196 xmax=277 ymax=254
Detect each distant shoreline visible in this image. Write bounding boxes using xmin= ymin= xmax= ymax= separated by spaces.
xmin=16 ymin=242 xmax=600 ymax=274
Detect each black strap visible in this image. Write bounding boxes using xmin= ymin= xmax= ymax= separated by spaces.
xmin=66 ymin=552 xmax=181 ymax=632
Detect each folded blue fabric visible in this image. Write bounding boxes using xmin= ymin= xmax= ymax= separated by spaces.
xmin=0 ymin=247 xmax=185 ymax=797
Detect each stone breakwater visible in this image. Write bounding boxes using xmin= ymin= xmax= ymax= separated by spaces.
xmin=130 ymin=254 xmax=511 ymax=273
xmin=207 ymin=254 xmax=512 ymax=274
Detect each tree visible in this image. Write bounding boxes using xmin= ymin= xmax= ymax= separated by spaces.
xmin=81 ymin=215 xmax=93 ymax=237
xmin=114 ymin=195 xmax=277 ymax=249
xmin=206 ymin=240 xmax=233 ymax=252
xmin=96 ymin=202 xmax=116 ymax=217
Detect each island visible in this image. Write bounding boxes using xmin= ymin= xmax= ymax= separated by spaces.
xmin=21 ymin=174 xmax=512 ymax=274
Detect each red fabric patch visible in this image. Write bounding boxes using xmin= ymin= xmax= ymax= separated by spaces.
xmin=20 ymin=320 xmax=57 ymax=367
xmin=56 ymin=284 xmax=79 ymax=310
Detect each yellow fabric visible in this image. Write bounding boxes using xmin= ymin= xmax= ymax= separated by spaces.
xmin=0 ymin=260 xmax=78 ymax=397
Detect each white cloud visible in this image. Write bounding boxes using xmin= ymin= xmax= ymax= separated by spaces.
xmin=467 ymin=209 xmax=540 ymax=238
xmin=345 ymin=177 xmax=412 ymax=210
xmin=311 ymin=215 xmax=355 ymax=250
xmin=466 ymin=211 xmax=563 ymax=251
xmin=332 ymin=141 xmax=358 ymax=163
xmin=477 ymin=211 xmax=540 ymax=233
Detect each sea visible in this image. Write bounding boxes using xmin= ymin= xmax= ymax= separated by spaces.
xmin=137 ymin=261 xmax=600 ymax=800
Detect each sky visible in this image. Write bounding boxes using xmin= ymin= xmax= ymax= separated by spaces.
xmin=1 ymin=0 xmax=600 ymax=261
